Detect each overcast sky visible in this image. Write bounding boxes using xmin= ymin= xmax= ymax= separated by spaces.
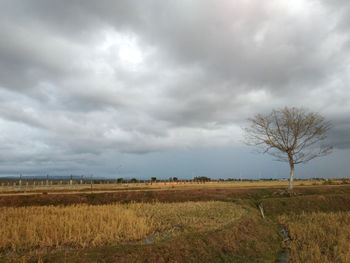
xmin=0 ymin=0 xmax=349 ymax=179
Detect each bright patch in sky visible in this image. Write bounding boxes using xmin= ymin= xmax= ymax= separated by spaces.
xmin=118 ymin=44 xmax=143 ymax=65
xmin=98 ymin=29 xmax=143 ymax=67
xmin=284 ymin=0 xmax=322 ymax=17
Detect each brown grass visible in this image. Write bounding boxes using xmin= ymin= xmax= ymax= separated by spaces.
xmin=0 ymin=201 xmax=246 ymax=253
xmin=3 ymin=185 xmax=350 ymax=208
xmin=2 ymin=179 xmax=346 ymax=195
xmin=15 ymin=213 xmax=281 ymax=263
xmin=278 ymin=211 xmax=350 ymax=263
xmin=263 ymin=194 xmax=350 ymax=217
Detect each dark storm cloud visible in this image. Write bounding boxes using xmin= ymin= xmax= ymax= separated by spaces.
xmin=326 ymin=114 xmax=350 ymax=150
xmin=0 ymin=0 xmax=349 ymax=176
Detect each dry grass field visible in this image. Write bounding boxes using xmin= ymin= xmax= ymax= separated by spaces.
xmin=1 ymin=182 xmax=350 ymax=263
xmin=0 ymin=201 xmax=246 ymax=252
xmin=1 ymin=179 xmax=348 ymax=195
xmin=278 ymin=211 xmax=350 ymax=263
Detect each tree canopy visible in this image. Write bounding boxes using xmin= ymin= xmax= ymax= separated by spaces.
xmin=243 ymin=107 xmax=332 ymax=190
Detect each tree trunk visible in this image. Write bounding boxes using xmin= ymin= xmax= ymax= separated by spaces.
xmin=288 ymin=161 xmax=295 ymax=191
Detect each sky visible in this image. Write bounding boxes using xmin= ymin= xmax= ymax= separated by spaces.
xmin=0 ymin=0 xmax=349 ymax=179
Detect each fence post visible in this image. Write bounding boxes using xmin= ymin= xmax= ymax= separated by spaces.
xmin=19 ymin=174 xmax=22 ymax=191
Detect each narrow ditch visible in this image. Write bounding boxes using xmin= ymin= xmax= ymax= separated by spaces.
xmin=143 ymin=226 xmax=184 ymax=244
xmin=276 ymin=226 xmax=290 ymax=263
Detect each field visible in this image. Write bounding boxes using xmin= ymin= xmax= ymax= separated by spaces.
xmin=1 ymin=179 xmax=348 ymax=195
xmin=1 ymin=180 xmax=350 ymax=262
xmin=278 ymin=211 xmax=350 ymax=263
xmin=0 ymin=201 xmax=246 ymax=251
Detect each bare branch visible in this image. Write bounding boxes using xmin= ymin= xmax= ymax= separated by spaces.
xmin=243 ymin=107 xmax=333 ymax=165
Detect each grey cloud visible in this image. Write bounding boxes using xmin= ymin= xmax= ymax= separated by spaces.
xmin=0 ymin=0 xmax=349 ymax=177
xmin=326 ymin=114 xmax=350 ymax=149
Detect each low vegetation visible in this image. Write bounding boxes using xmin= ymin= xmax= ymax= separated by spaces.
xmin=0 ymin=201 xmax=246 ymax=253
xmin=278 ymin=211 xmax=350 ymax=263
xmin=2 ymin=179 xmax=349 ymax=195
xmin=1 ymin=184 xmax=350 ymax=262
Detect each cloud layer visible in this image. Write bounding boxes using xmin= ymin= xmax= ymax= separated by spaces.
xmin=0 ymin=0 xmax=349 ymax=177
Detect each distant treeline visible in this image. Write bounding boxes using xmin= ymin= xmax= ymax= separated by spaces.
xmin=0 ymin=175 xmax=348 ymax=184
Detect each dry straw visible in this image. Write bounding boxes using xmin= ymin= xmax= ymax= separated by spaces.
xmin=0 ymin=201 xmax=245 ymax=252
xmin=279 ymin=211 xmax=350 ymax=263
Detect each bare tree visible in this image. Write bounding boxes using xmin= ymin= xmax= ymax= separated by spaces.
xmin=243 ymin=107 xmax=332 ymax=190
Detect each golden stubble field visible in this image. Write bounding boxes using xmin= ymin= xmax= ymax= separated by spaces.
xmin=279 ymin=211 xmax=350 ymax=263
xmin=0 ymin=201 xmax=246 ymax=252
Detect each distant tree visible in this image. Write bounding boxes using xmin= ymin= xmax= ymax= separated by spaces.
xmin=173 ymin=177 xmax=178 ymax=182
xmin=116 ymin=178 xmax=123 ymax=184
xmin=194 ymin=176 xmax=211 ymax=182
xmin=243 ymin=107 xmax=332 ymax=190
xmin=130 ymin=178 xmax=137 ymax=183
xmin=151 ymin=177 xmax=157 ymax=183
